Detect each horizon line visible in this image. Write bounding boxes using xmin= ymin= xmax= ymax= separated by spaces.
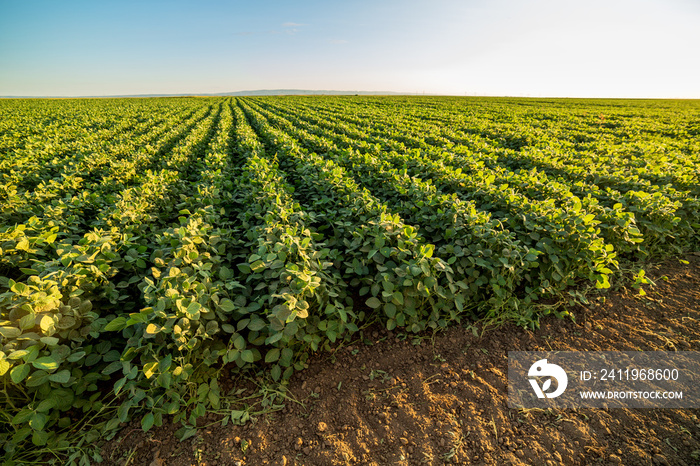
xmin=1 ymin=89 xmax=699 ymax=100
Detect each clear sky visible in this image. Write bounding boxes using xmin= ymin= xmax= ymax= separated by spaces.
xmin=1 ymin=0 xmax=698 ymax=98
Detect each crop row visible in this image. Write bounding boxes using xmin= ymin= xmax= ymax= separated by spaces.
xmin=0 ymin=95 xmax=698 ymax=463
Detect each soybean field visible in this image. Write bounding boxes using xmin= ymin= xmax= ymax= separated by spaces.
xmin=1 ymin=96 xmax=698 ymax=463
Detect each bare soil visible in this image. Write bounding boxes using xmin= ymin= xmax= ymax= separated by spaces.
xmin=101 ymin=254 xmax=700 ymax=466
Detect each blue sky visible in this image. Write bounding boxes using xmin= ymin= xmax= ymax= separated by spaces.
xmin=1 ymin=0 xmax=699 ymax=97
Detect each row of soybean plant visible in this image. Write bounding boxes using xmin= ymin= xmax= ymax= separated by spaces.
xmin=0 ymin=99 xmax=227 ymax=456
xmin=239 ymin=98 xmax=493 ymax=335
xmin=248 ymin=98 xmax=614 ymax=310
xmin=286 ymin=96 xmax=699 ymax=254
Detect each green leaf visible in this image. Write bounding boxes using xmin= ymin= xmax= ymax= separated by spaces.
xmin=176 ymin=426 xmax=197 ymax=441
xmin=141 ymin=413 xmax=154 ymax=432
xmin=271 ymin=364 xmax=282 ymax=381
xmin=104 ymin=349 xmax=121 ymax=362
xmin=383 ymin=303 xmax=397 ymax=319
xmin=40 ymin=336 xmax=60 ymax=346
xmin=241 ymin=350 xmax=255 ymax=363
xmin=265 ymin=348 xmax=280 ymax=363
xmin=101 ymin=361 xmax=122 ymax=376
xmin=48 ymin=370 xmax=71 ymax=384
xmin=221 ymin=324 xmax=235 ymax=333
xmin=36 ymin=398 xmax=57 ymax=413
xmin=32 ymin=357 xmax=58 ymax=371
xmin=219 ymin=266 xmax=233 ymax=280
xmin=265 ymin=331 xmax=284 ymax=345
xmin=365 ymin=297 xmax=382 ymax=309
xmin=0 ymin=327 xmax=22 ymax=338
xmin=219 ymin=298 xmax=235 ymax=312
xmin=233 ymin=335 xmax=246 ymax=350
xmin=186 ymin=302 xmax=201 ymax=319
xmin=117 ymin=402 xmax=131 ymax=423
xmin=114 ymin=377 xmax=127 ymax=396
xmin=104 ymin=317 xmax=127 ymax=332
xmin=66 ymin=351 xmax=86 ymax=363
xmin=248 ymin=318 xmax=266 ymax=331
xmin=280 ymin=348 xmax=294 ymax=366
xmin=11 ymin=363 xmax=31 ymax=383
xmin=51 ymin=388 xmax=75 ymax=410
xmin=12 ymin=409 xmax=34 ymax=425
xmin=104 ymin=417 xmax=122 ymax=433
xmin=29 ymin=412 xmax=47 ymax=431
xmin=19 ymin=313 xmax=36 ymax=330
xmin=158 ymin=355 xmax=172 ymax=373
xmin=32 ymin=430 xmax=49 ymax=446
xmin=125 ymin=312 xmax=146 ymax=327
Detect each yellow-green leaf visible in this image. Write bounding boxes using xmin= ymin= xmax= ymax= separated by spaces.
xmin=143 ymin=361 xmax=158 ymax=379
xmin=32 ymin=357 xmax=58 ymax=371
